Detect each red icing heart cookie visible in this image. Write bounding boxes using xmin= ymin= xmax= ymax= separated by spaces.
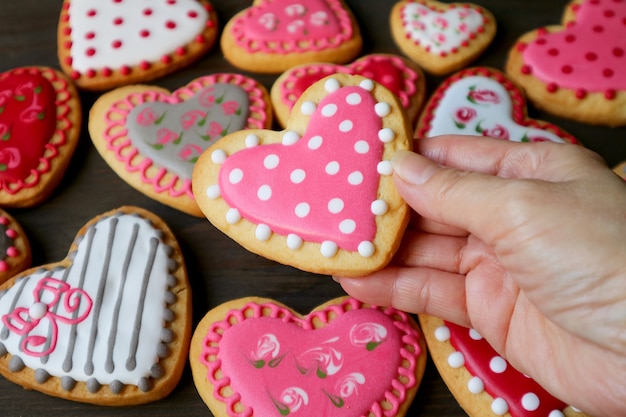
xmin=220 ymin=0 xmax=362 ymax=74
xmin=506 ymin=0 xmax=626 ymax=126
xmin=390 ymin=0 xmax=497 ymax=75
xmin=270 ymin=53 xmax=426 ymax=127
xmin=0 ymin=67 xmax=81 ymax=208
xmin=416 ymin=67 xmax=578 ymax=145
xmin=190 ymin=297 xmax=427 ymax=417
xmin=192 ymin=74 xmax=412 ymax=277
xmin=57 ymin=0 xmax=218 ymax=91
xmin=0 ymin=209 xmax=31 ymax=284
xmin=89 ymin=73 xmax=272 ymax=217
xmin=419 ymin=315 xmax=587 ymax=417
xmin=0 ymin=206 xmax=191 ymax=405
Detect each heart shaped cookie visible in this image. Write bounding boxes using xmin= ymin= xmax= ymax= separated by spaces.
xmin=191 ymin=297 xmax=427 ymax=417
xmin=192 ymin=74 xmax=412 ymax=277
xmin=419 ymin=315 xmax=587 ymax=417
xmin=506 ymin=0 xmax=626 ymax=126
xmin=0 ymin=66 xmax=81 ymax=208
xmin=57 ymin=0 xmax=218 ymax=91
xmin=390 ymin=0 xmax=496 ymax=75
xmin=0 ymin=206 xmax=191 ymax=405
xmin=220 ymin=0 xmax=362 ymax=74
xmin=271 ymin=53 xmax=426 ymax=127
xmin=89 ymin=73 xmax=272 ymax=217
xmin=415 ymin=67 xmax=578 ymax=144
xmin=0 ymin=209 xmax=31 ymax=284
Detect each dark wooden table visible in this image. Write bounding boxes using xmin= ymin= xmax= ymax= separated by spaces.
xmin=0 ymin=1 xmax=623 ymax=416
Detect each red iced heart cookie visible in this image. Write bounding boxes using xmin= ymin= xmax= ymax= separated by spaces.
xmin=193 ymin=74 xmax=412 ymax=277
xmin=419 ymin=315 xmax=587 ymax=417
xmin=0 ymin=67 xmax=81 ymax=208
xmin=89 ymin=73 xmax=272 ymax=217
xmin=0 ymin=209 xmax=31 ymax=284
xmin=57 ymin=0 xmax=218 ymax=91
xmin=390 ymin=0 xmax=497 ymax=75
xmin=416 ymin=67 xmax=578 ymax=144
xmin=220 ymin=0 xmax=362 ymax=73
xmin=190 ymin=297 xmax=427 ymax=417
xmin=271 ymin=53 xmax=426 ymax=127
xmin=506 ymin=0 xmax=626 ymax=126
xmin=0 ymin=206 xmax=191 ymax=405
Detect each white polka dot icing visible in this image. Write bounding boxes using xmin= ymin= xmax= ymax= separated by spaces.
xmin=213 ymin=78 xmax=396 ymax=256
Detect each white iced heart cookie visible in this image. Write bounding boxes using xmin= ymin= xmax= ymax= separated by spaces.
xmin=0 ymin=206 xmax=191 ymax=405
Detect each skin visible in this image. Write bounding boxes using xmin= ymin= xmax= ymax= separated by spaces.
xmin=336 ymin=135 xmax=626 ymax=417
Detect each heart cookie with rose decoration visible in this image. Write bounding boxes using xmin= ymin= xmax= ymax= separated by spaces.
xmin=415 ymin=67 xmax=578 ymax=145
xmin=0 ymin=206 xmax=191 ymax=405
xmin=220 ymin=0 xmax=362 ymax=74
xmin=57 ymin=0 xmax=218 ymax=91
xmin=390 ymin=0 xmax=497 ymax=75
xmin=192 ymin=74 xmax=412 ymax=277
xmin=190 ymin=296 xmax=427 ymax=417
xmin=88 ymin=73 xmax=272 ymax=217
xmin=506 ymin=0 xmax=626 ymax=126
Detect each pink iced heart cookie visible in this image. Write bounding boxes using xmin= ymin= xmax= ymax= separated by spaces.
xmin=0 ymin=206 xmax=191 ymax=405
xmin=416 ymin=67 xmax=578 ymax=144
xmin=89 ymin=73 xmax=272 ymax=217
xmin=220 ymin=0 xmax=362 ymax=74
xmin=193 ymin=74 xmax=412 ymax=277
xmin=419 ymin=315 xmax=588 ymax=417
xmin=57 ymin=0 xmax=218 ymax=91
xmin=391 ymin=0 xmax=496 ymax=75
xmin=270 ymin=53 xmax=426 ymax=127
xmin=506 ymin=0 xmax=626 ymax=126
xmin=190 ymin=297 xmax=427 ymax=417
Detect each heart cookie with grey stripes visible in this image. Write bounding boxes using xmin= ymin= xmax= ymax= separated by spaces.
xmin=0 ymin=206 xmax=190 ymax=405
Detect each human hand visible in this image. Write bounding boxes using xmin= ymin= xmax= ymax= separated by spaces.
xmin=336 ymin=135 xmax=626 ymax=417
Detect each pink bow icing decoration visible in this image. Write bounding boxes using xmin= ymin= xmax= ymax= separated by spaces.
xmin=1 ymin=277 xmax=93 ymax=357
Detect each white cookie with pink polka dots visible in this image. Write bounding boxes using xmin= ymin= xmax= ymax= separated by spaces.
xmin=192 ymin=74 xmax=412 ymax=277
xmin=57 ymin=0 xmax=218 ymax=91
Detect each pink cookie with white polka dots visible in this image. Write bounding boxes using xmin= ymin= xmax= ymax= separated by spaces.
xmin=0 ymin=209 xmax=31 ymax=284
xmin=419 ymin=315 xmax=589 ymax=417
xmin=57 ymin=0 xmax=218 ymax=91
xmin=506 ymin=0 xmax=626 ymax=126
xmin=192 ymin=74 xmax=413 ymax=277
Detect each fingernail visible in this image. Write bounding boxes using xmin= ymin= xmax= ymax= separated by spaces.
xmin=392 ymin=150 xmax=437 ymax=185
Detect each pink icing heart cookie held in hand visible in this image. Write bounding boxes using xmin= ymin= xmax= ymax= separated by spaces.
xmin=88 ymin=73 xmax=273 ymax=217
xmin=270 ymin=53 xmax=426 ymax=127
xmin=506 ymin=0 xmax=626 ymax=126
xmin=192 ymin=74 xmax=413 ymax=277
xmin=220 ymin=0 xmax=363 ymax=74
xmin=57 ymin=0 xmax=218 ymax=91
xmin=190 ymin=296 xmax=427 ymax=417
xmin=415 ymin=67 xmax=578 ymax=145
xmin=390 ymin=0 xmax=497 ymax=75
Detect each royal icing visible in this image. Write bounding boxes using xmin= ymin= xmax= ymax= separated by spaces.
xmin=0 ymin=67 xmax=75 ymax=195
xmin=434 ymin=321 xmax=568 ymax=417
xmin=0 ymin=215 xmax=22 ymax=274
xmin=199 ymin=298 xmax=422 ymax=417
xmin=208 ymin=78 xmax=396 ymax=256
xmin=102 ymin=74 xmax=268 ymax=199
xmin=230 ymin=0 xmax=354 ymax=53
xmin=519 ymin=0 xmax=626 ymax=94
xmin=0 ymin=211 xmax=179 ymax=393
xmin=417 ymin=68 xmax=576 ymax=143
xmin=401 ymin=2 xmax=487 ymax=55
xmin=66 ymin=0 xmax=210 ymax=74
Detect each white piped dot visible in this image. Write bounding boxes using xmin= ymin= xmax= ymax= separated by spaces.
xmin=339 ymin=120 xmax=353 ymax=132
xmin=359 ymin=79 xmax=374 ymax=91
xmin=354 ymin=140 xmax=369 ymax=154
xmin=320 ymin=241 xmax=338 ymax=258
xmin=245 ymin=134 xmax=259 ymax=148
xmin=29 ymin=303 xmax=47 ymax=320
xmin=282 ymin=131 xmax=300 ymax=145
xmin=434 ymin=325 xmax=450 ymax=342
xmin=226 ymin=208 xmax=241 ymax=224
xmin=522 ymin=393 xmax=540 ymax=411
xmin=490 ymin=356 xmax=507 ymax=374
xmin=348 ymin=171 xmax=363 ymax=185
xmin=295 ymin=202 xmax=310 ymax=218
xmin=469 ymin=329 xmax=483 ymax=340
xmin=339 ymin=219 xmax=356 ymax=234
xmin=321 ymin=103 xmax=338 ymax=117
xmin=300 ymin=100 xmax=316 ymax=115
xmin=448 ymin=351 xmax=465 ymax=368
xmin=211 ymin=149 xmax=227 ymax=164
xmin=290 ymin=169 xmax=306 ymax=184
xmin=548 ymin=411 xmax=565 ymax=417
xmin=287 ymin=234 xmax=303 ymax=250
xmin=264 ymin=154 xmax=280 ymax=169
xmin=371 ymin=200 xmax=388 ymax=215
xmin=378 ymin=127 xmax=395 ymax=143
xmin=206 ymin=184 xmax=220 ymax=199
xmin=257 ymin=185 xmax=272 ymax=201
xmin=358 ymin=241 xmax=375 ymax=257
xmin=229 ymin=168 xmax=244 ymax=184
xmin=346 ymin=92 xmax=362 ymax=105
xmin=255 ymin=224 xmax=272 ymax=241
xmin=308 ymin=135 xmax=323 ymax=150
xmin=377 ymin=160 xmax=393 ymax=175
xmin=375 ymin=102 xmax=391 ymax=117
xmin=326 ymin=161 xmax=340 ymax=175
xmin=328 ymin=198 xmax=344 ymax=214
xmin=491 ymin=398 xmax=509 ymax=416
xmin=467 ymin=376 xmax=484 ymax=394
xmin=324 ymin=78 xmax=340 ymax=92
